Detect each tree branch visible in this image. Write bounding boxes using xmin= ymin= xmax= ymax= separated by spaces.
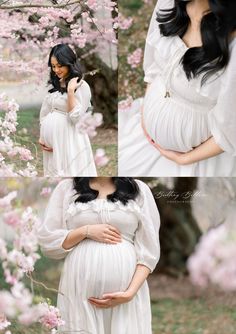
xmin=0 ymin=0 xmax=82 ymax=10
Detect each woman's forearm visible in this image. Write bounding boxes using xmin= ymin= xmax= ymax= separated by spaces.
xmin=182 ymin=136 xmax=223 ymax=165
xmin=126 ymin=264 xmax=151 ymax=298
xmin=62 ymin=226 xmax=87 ymax=250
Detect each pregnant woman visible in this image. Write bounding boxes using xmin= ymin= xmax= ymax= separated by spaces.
xmin=39 ymin=44 xmax=97 ymax=176
xmin=38 ymin=177 xmax=160 ymax=334
xmin=119 ymin=0 xmax=236 ymax=176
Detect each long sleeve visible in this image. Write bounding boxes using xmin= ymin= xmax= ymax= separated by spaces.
xmin=143 ymin=0 xmax=174 ymax=83
xmin=39 ymin=95 xmax=50 ymax=125
xmin=68 ymin=80 xmax=92 ymax=125
xmin=37 ymin=179 xmax=74 ymax=260
xmin=134 ymin=180 xmax=161 ymax=273
xmin=208 ymin=41 xmax=236 ymax=156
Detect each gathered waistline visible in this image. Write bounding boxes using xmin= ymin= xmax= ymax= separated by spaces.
xmin=51 ymin=108 xmax=67 ymax=115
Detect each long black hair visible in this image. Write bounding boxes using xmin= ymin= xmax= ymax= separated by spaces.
xmin=48 ymin=44 xmax=83 ymax=94
xmin=157 ymin=0 xmax=236 ymax=84
xmin=73 ymin=178 xmax=140 ymax=205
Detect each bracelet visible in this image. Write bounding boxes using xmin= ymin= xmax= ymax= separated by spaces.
xmin=86 ymin=225 xmax=89 ymax=238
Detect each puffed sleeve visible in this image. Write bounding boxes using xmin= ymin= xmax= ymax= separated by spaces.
xmin=39 ymin=95 xmax=50 ymax=125
xmin=143 ymin=0 xmax=174 ymax=83
xmin=37 ymin=179 xmax=74 ymax=260
xmin=134 ymin=180 xmax=161 ymax=273
xmin=208 ymin=42 xmax=236 ymax=156
xmin=68 ymin=80 xmax=92 ymax=125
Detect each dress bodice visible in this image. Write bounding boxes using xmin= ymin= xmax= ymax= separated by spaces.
xmin=66 ymin=199 xmax=142 ymax=244
xmin=142 ymin=0 xmax=236 ymax=155
xmin=40 ymin=80 xmax=92 ymax=124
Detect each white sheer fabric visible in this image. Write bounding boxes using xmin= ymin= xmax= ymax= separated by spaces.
xmin=119 ymin=0 xmax=236 ymax=176
xmin=39 ymin=80 xmax=97 ymax=176
xmin=38 ymin=179 xmax=160 ymax=334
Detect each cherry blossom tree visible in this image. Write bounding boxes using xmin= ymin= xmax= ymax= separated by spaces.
xmin=0 ymin=178 xmax=65 ymax=333
xmin=0 ymin=0 xmax=117 ymax=122
xmin=0 ymin=0 xmax=117 ymax=175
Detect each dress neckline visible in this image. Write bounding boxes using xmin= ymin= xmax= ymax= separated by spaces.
xmin=95 ymin=198 xmax=109 ymax=201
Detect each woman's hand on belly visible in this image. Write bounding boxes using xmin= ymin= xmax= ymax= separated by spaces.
xmin=88 ymin=264 xmax=151 ymax=308
xmin=87 ymin=224 xmax=122 ymax=244
xmin=156 ymin=137 xmax=223 ymax=165
xmin=38 ymin=139 xmax=53 ymax=152
xmin=155 ymin=143 xmax=189 ymax=165
xmin=88 ymin=291 xmax=133 ymax=309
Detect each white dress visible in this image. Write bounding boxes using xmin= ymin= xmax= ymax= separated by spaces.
xmin=119 ymin=0 xmax=236 ymax=176
xmin=40 ymin=80 xmax=97 ymax=176
xmin=38 ymin=179 xmax=160 ymax=334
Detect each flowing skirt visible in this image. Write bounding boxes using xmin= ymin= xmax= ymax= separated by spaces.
xmin=40 ymin=112 xmax=97 ymax=176
xmin=58 ymin=239 xmax=152 ymax=334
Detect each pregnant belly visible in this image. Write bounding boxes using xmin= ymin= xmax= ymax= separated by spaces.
xmin=40 ymin=112 xmax=67 ymax=148
xmin=63 ymin=239 xmax=137 ymax=299
xmin=143 ymin=83 xmax=212 ymax=152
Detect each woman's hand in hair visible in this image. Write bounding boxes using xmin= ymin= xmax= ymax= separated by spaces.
xmin=67 ymin=77 xmax=81 ymax=93
xmin=87 ymin=224 xmax=122 ymax=244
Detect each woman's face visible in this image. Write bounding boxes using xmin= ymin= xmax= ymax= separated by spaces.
xmin=51 ymin=56 xmax=69 ymax=79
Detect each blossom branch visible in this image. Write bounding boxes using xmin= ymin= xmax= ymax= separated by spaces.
xmin=26 ymin=272 xmax=65 ymax=296
xmin=0 ymin=0 xmax=82 ymax=10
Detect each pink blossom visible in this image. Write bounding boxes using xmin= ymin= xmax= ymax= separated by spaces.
xmin=187 ymin=224 xmax=236 ymax=291
xmin=76 ymin=111 xmax=103 ymax=138
xmin=94 ymin=148 xmax=109 ymax=166
xmin=39 ymin=303 xmax=65 ymax=329
xmin=118 ymin=96 xmax=133 ymax=111
xmin=127 ymin=48 xmax=143 ymax=68
xmin=86 ymin=0 xmax=99 ymax=11
xmin=4 ymin=268 xmax=19 ymax=286
xmin=3 ymin=211 xmax=21 ymax=228
xmin=8 ymin=147 xmax=33 ymax=161
xmin=0 ymin=140 xmax=12 ymax=153
xmin=40 ymin=187 xmax=52 ymax=197
xmin=118 ymin=13 xmax=133 ymax=30
xmin=0 ymin=191 xmax=17 ymax=208
xmin=0 ymin=318 xmax=11 ymax=330
xmin=0 ymin=291 xmax=15 ymax=317
xmin=0 ymin=239 xmax=7 ymax=259
xmin=0 ymin=94 xmax=37 ymax=176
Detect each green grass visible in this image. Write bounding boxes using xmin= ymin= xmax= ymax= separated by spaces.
xmin=9 ymin=321 xmax=49 ymax=334
xmin=93 ymin=143 xmax=117 ymax=176
xmin=16 ymin=107 xmax=43 ymax=172
xmin=152 ymin=299 xmax=236 ymax=334
xmin=119 ymin=0 xmax=143 ymax=10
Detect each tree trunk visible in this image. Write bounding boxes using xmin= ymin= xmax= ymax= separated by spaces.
xmin=150 ymin=178 xmax=202 ymax=276
xmin=80 ymin=52 xmax=117 ymax=127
